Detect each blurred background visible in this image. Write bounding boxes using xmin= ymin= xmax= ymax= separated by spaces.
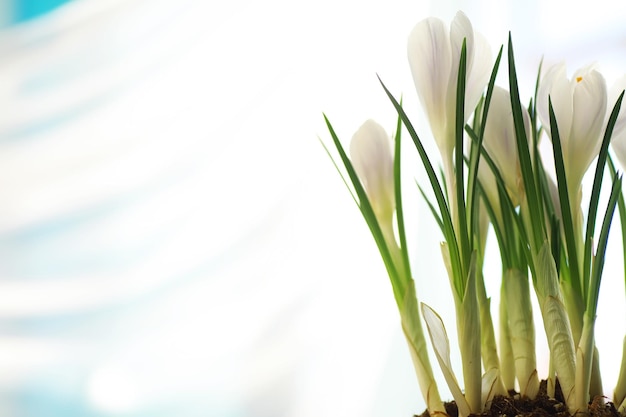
xmin=0 ymin=0 xmax=624 ymax=416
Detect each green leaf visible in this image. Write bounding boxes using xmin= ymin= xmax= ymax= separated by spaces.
xmin=548 ymin=97 xmax=582 ymax=297
xmin=455 ymin=39 xmax=471 ymax=278
xmin=508 ymin=33 xmax=543 ymax=247
xmin=378 ymin=77 xmax=464 ymax=298
xmin=587 ymin=173 xmax=622 ymax=317
xmin=608 ymin=156 xmax=626 ymax=299
xmin=467 ymin=45 xmax=503 ymax=249
xmin=393 ymin=100 xmax=411 ymax=282
xmin=466 ymin=124 xmax=534 ymax=276
xmin=583 ymin=91 xmax=625 ymax=286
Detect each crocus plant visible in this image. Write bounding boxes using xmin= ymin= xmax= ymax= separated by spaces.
xmin=323 ymin=10 xmax=626 ymax=417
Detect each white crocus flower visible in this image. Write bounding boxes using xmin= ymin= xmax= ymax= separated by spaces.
xmin=537 ymin=63 xmax=607 ymax=197
xmin=350 ymin=119 xmax=395 ymax=224
xmin=408 ymin=11 xmax=492 ymax=169
xmin=608 ymin=74 xmax=626 ymax=171
xmin=479 ymin=86 xmax=531 ymax=208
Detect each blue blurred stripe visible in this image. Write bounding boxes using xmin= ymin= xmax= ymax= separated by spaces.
xmin=13 ymin=0 xmax=73 ymax=23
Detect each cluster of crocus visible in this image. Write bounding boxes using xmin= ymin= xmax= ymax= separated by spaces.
xmin=323 ymin=10 xmax=626 ymax=417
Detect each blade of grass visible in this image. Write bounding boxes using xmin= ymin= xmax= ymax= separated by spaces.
xmin=393 ymin=100 xmax=411 ymax=281
xmin=548 ymin=98 xmax=583 ymax=297
xmin=379 ymin=76 xmax=464 ymax=300
xmin=467 ymin=45 xmax=503 ymax=247
xmin=587 ymin=173 xmax=622 ymax=317
xmin=455 ymin=39 xmax=471 ymax=282
xmin=583 ymin=91 xmax=625 ymax=285
xmin=508 ymin=33 xmax=543 ymax=248
xmin=466 ymin=124 xmax=534 ymax=276
xmin=608 ymin=156 xmax=626 ymax=297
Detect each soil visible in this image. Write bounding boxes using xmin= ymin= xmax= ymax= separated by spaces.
xmin=415 ymin=380 xmax=620 ymax=417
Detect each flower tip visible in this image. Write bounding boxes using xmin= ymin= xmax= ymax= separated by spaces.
xmin=349 ymin=119 xmax=395 ymax=220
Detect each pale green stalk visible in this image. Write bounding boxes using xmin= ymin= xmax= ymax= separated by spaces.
xmin=534 ymin=241 xmax=577 ymax=409
xmin=401 ymin=278 xmax=447 ymax=417
xmin=476 ymin=204 xmax=506 ymax=396
xmin=456 ymin=254 xmax=482 ymax=414
xmin=610 ymin=156 xmax=626 ymax=411
xmin=498 ymin=282 xmax=515 ymax=392
xmin=504 ymin=268 xmax=540 ymax=398
xmin=472 ymin=129 xmax=538 ymax=399
xmin=616 ymin=337 xmax=626 ymax=411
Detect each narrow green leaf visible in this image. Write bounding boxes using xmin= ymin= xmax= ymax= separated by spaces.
xmin=467 ymin=45 xmax=503 ymax=247
xmin=608 ymin=156 xmax=626 ymax=298
xmin=455 ymin=39 xmax=470 ymax=281
xmin=379 ymin=76 xmax=464 ymax=297
xmin=550 ymin=214 xmax=561 ymax=275
xmin=583 ymin=91 xmax=625 ymax=285
xmin=393 ymin=100 xmax=411 ymax=282
xmin=587 ymin=174 xmax=622 ymax=317
xmin=477 ymin=183 xmax=510 ymax=267
xmin=466 ymin=124 xmax=534 ymax=277
xmin=548 ymin=98 xmax=582 ymax=297
xmin=531 ymin=59 xmax=544 ymax=190
xmin=508 ymin=33 xmax=543 ymax=247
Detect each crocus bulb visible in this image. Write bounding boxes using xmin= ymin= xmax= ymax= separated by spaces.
xmin=537 ymin=63 xmax=607 ymax=194
xmin=350 ymin=120 xmax=395 ymax=223
xmin=407 ymin=11 xmax=492 ymax=165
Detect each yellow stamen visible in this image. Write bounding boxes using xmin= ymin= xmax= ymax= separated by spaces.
xmin=576 ymin=76 xmax=583 ymax=83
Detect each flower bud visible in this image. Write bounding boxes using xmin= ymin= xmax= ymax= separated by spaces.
xmin=407 ymin=11 xmax=492 ymax=164
xmin=537 ymin=63 xmax=607 ymax=192
xmin=350 ymin=120 xmax=395 ymax=222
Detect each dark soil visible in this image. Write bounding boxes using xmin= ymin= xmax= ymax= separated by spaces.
xmin=415 ymin=380 xmax=620 ymax=417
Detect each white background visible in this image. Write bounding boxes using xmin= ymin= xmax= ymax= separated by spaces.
xmin=0 ymin=0 xmax=625 ymax=416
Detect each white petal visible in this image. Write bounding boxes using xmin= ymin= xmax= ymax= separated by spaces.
xmin=537 ymin=63 xmax=570 ymax=138
xmin=465 ymin=32 xmax=492 ymax=120
xmin=450 ymin=11 xmax=475 ymax=75
xmin=609 ymin=74 xmax=626 ymax=170
xmin=568 ymin=69 xmax=607 ymax=183
xmin=349 ymin=120 xmax=394 ymax=219
xmin=408 ymin=17 xmax=451 ymax=148
xmin=482 ymin=86 xmax=530 ymax=205
xmin=447 ymin=12 xmax=476 ymax=127
xmin=484 ymin=88 xmax=516 ymax=174
xmin=608 ymin=74 xmax=626 ymax=146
